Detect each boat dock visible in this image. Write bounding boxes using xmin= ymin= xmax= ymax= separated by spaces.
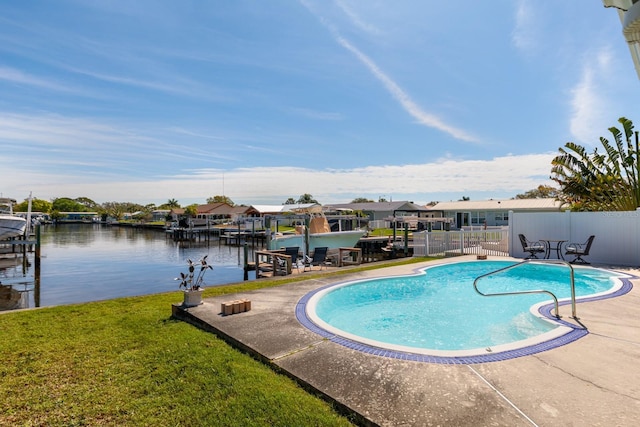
xmin=166 ymin=225 xmax=267 ymax=247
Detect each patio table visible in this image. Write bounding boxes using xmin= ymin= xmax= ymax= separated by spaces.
xmin=542 ymin=239 xmax=567 ymax=260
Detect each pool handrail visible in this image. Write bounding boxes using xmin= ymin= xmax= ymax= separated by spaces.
xmin=473 ymin=259 xmax=577 ymax=320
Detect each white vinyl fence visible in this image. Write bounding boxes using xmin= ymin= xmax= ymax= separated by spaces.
xmin=509 ymin=210 xmax=640 ymax=267
xmin=413 ymin=229 xmax=509 ymax=257
xmin=412 ymin=209 xmax=640 ymax=267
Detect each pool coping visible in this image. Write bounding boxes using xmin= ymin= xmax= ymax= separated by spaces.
xmin=296 ymin=262 xmax=635 ymax=364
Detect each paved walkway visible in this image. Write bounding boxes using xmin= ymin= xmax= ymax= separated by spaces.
xmin=173 ymin=257 xmax=640 ymax=426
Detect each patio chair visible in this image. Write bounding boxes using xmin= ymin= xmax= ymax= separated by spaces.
xmin=284 ymin=246 xmax=301 ymax=272
xmin=565 ymin=235 xmax=595 ymax=264
xmin=518 ymin=234 xmax=545 ymax=259
xmin=303 ymin=246 xmax=329 ymax=272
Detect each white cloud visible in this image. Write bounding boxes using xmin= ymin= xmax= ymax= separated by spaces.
xmin=334 ymin=0 xmax=382 ymax=35
xmin=335 ymin=36 xmax=479 ymax=143
xmin=288 ymin=107 xmax=344 ymax=121
xmin=512 ymin=0 xmax=537 ymax=53
xmin=0 ymin=66 xmax=73 ymax=92
xmin=2 ymin=153 xmax=556 ymax=205
xmin=568 ymin=49 xmax=613 ymax=145
xmin=301 ymin=0 xmax=478 ymax=143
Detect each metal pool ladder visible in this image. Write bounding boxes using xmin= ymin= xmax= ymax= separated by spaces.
xmin=473 ymin=260 xmax=577 ymax=320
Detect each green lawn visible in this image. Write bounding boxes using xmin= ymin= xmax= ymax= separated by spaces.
xmin=0 ymin=258 xmax=428 ymax=426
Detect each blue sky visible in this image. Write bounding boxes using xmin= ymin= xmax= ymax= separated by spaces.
xmin=1 ymin=1 xmax=639 ymax=207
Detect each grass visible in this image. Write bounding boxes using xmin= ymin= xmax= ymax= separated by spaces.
xmin=0 ymin=257 xmax=430 ymax=426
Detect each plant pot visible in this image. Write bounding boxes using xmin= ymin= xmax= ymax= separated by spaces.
xmin=182 ymin=288 xmax=204 ymax=307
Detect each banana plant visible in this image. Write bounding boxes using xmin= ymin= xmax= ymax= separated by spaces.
xmin=551 ymin=117 xmax=639 ymax=211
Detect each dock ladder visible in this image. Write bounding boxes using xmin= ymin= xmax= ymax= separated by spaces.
xmin=473 ymin=259 xmax=578 ymax=320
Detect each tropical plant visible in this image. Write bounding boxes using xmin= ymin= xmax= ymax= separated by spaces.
xmin=176 ymin=256 xmax=213 ymax=291
xmin=551 ymin=117 xmax=640 ymax=211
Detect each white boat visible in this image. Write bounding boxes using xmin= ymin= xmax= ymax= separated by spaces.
xmin=0 ymin=198 xmax=27 ymax=240
xmin=268 ymin=214 xmax=365 ymax=253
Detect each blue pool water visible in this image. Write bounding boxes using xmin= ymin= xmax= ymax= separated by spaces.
xmin=309 ymin=261 xmax=625 ymax=352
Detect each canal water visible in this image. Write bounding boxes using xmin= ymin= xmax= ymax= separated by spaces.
xmin=0 ymin=223 xmax=255 ymax=309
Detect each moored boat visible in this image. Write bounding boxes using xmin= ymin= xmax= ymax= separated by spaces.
xmin=0 ymin=198 xmax=27 ymax=240
xmin=268 ymin=213 xmax=365 ymax=253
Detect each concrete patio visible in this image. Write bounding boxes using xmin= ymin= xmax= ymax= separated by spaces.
xmin=172 ymin=257 xmax=640 ymax=426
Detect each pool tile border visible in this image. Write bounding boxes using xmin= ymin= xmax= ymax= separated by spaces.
xmin=295 ymin=271 xmax=635 ymax=364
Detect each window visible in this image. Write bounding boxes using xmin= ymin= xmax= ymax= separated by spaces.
xmin=470 ymin=212 xmax=486 ymax=225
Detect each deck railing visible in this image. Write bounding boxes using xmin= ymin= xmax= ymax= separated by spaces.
xmin=412 ymin=229 xmax=509 ymax=257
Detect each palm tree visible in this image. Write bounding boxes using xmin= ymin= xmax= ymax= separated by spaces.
xmin=551 ymin=117 xmax=640 ymax=211
xmin=166 ymin=199 xmax=180 ymax=208
xmin=296 ymin=194 xmax=318 ymax=204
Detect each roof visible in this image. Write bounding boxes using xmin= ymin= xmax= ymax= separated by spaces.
xmin=250 ymin=203 xmax=319 ymax=214
xmin=171 ymin=203 xmax=257 ymax=216
xmin=429 ymin=198 xmax=564 ymax=212
xmin=326 ymin=201 xmax=429 ymax=213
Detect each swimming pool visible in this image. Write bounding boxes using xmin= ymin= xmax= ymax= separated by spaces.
xmin=298 ymin=260 xmax=634 ymax=363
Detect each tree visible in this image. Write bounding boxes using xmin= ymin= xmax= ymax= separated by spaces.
xmin=296 ymin=194 xmax=318 ymax=204
xmin=458 ymin=196 xmax=470 ymax=201
xmin=351 ymin=197 xmax=374 ymax=203
xmin=551 ymin=117 xmax=640 ymax=211
xmin=283 ymin=198 xmax=296 ymax=205
xmin=51 ymin=197 xmax=88 ymax=212
xmin=165 ymin=199 xmax=181 ymax=208
xmin=101 ymin=202 xmax=144 ymax=220
xmin=207 ymin=195 xmax=234 ymax=206
xmin=514 ymin=185 xmax=559 ymax=199
xmin=185 ymin=204 xmax=199 ymax=217
xmin=15 ymin=198 xmax=52 ymax=213
xmin=74 ymin=197 xmax=99 ymax=210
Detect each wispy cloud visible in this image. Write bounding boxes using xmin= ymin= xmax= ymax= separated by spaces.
xmin=568 ymin=49 xmax=613 ymax=145
xmin=335 ymin=36 xmax=478 ymax=142
xmin=511 ymin=0 xmax=537 ymax=53
xmin=63 ymin=65 xmax=215 ymax=99
xmin=301 ymin=0 xmax=478 ymax=143
xmin=289 ymin=107 xmax=344 ymax=120
xmin=0 ymin=66 xmax=73 ymax=92
xmin=334 ymin=0 xmax=382 ymax=35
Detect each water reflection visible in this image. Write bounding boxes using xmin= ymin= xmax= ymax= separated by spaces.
xmin=0 ymin=284 xmax=27 ymax=310
xmin=0 ymin=224 xmax=255 ymax=309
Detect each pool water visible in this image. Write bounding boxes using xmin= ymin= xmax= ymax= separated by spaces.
xmin=310 ymin=261 xmax=624 ymax=352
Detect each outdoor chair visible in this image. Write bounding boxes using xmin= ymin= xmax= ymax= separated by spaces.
xmin=565 ymin=235 xmax=595 ymax=264
xmin=303 ymin=246 xmax=329 ymax=272
xmin=518 ymin=234 xmax=545 ymax=259
xmin=284 ymin=246 xmax=301 ymax=272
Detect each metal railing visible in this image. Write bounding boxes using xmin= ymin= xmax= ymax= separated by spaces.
xmin=473 ymin=259 xmax=577 ymax=319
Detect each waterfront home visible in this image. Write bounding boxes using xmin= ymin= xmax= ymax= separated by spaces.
xmin=325 ymin=201 xmax=450 ymax=230
xmin=170 ymin=203 xmax=259 ymax=227
xmin=56 ymin=212 xmax=100 ymax=223
xmin=428 ymin=198 xmax=563 ymax=229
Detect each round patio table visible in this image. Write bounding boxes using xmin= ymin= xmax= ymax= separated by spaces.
xmin=542 ymin=239 xmax=567 ymax=260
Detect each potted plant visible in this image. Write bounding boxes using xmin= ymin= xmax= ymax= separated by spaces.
xmin=176 ymin=255 xmax=213 ymax=307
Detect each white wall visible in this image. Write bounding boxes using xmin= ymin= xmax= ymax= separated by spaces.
xmin=509 ymin=210 xmax=640 ymax=267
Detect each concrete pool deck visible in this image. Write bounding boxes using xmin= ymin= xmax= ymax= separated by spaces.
xmin=173 ymin=257 xmax=640 ymax=426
